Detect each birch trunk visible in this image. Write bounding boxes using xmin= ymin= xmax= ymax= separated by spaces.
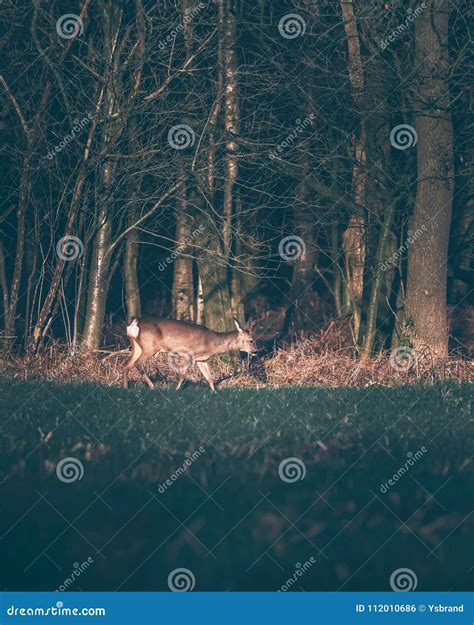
xmin=172 ymin=168 xmax=194 ymax=321
xmin=340 ymin=0 xmax=366 ymax=341
xmin=124 ymin=219 xmax=141 ymax=321
xmin=171 ymin=6 xmax=195 ymax=322
xmin=81 ymin=3 xmax=122 ymax=351
xmin=222 ymin=0 xmax=239 ymax=257
xmin=81 ymin=203 xmax=112 ymax=351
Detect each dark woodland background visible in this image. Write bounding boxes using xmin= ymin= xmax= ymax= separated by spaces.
xmin=0 ymin=0 xmax=472 ymax=365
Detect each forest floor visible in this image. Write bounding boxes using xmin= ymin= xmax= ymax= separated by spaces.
xmin=1 ymin=378 xmax=472 ymax=591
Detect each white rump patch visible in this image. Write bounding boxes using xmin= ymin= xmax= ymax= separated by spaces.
xmin=127 ymin=318 xmax=140 ymax=339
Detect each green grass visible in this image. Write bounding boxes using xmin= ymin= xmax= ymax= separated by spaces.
xmin=0 ymin=378 xmax=473 ymax=591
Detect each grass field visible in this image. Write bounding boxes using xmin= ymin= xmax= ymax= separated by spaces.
xmin=1 ymin=378 xmax=473 ymax=592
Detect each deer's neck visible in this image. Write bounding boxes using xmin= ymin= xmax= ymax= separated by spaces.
xmin=213 ymin=331 xmax=239 ymax=355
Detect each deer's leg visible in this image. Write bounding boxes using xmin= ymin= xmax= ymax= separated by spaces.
xmin=123 ymin=340 xmax=142 ymax=389
xmin=136 ymin=347 xmax=157 ymax=390
xmin=136 ymin=364 xmax=155 ymax=390
xmin=176 ymin=362 xmax=191 ymax=391
xmin=196 ymin=361 xmax=216 ymax=392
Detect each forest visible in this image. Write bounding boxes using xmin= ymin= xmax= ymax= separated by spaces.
xmin=0 ymin=0 xmax=471 ymax=369
xmin=0 ymin=0 xmax=472 ymax=596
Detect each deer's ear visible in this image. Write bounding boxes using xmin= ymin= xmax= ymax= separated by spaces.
xmin=246 ymin=318 xmax=256 ymax=332
xmin=234 ymin=318 xmax=243 ymax=333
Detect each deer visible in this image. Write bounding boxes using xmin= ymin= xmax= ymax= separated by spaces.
xmin=123 ymin=317 xmax=257 ymax=391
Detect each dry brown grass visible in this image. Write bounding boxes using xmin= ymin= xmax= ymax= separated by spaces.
xmin=1 ymin=319 xmax=471 ymax=389
xmin=263 ymin=342 xmax=472 ymax=387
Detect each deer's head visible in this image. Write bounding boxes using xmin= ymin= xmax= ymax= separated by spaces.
xmin=233 ymin=319 xmax=257 ymax=354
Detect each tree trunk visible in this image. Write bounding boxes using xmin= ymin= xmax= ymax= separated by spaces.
xmin=221 ymin=0 xmax=244 ymax=337
xmin=196 ymin=274 xmax=204 ymax=325
xmin=81 ymin=2 xmax=130 ymax=351
xmin=0 ymin=240 xmax=10 ymax=346
xmin=4 ymin=155 xmax=31 ymax=338
xmin=230 ymin=198 xmax=245 ymax=322
xmin=343 ymin=215 xmax=365 ymax=340
xmin=124 ymin=210 xmax=141 ymax=321
xmin=194 ymin=192 xmax=235 ymax=334
xmin=23 ymin=217 xmax=39 ymax=349
xmin=222 ymin=0 xmax=239 ymax=256
xmin=197 ymin=252 xmax=235 ymax=333
xmin=172 ymin=165 xmax=194 ymax=321
xmin=81 ymin=202 xmax=112 ymax=351
xmin=124 ymin=114 xmax=143 ymax=322
xmin=330 ymin=223 xmax=343 ymax=317
xmin=358 ymin=15 xmax=394 ymax=357
xmin=406 ymin=0 xmax=454 ymax=358
xmin=284 ymin=169 xmax=319 ymax=335
xmin=340 ymin=0 xmax=367 ymax=342
xmin=360 ymin=203 xmax=395 ymax=360
xmin=72 ymin=242 xmax=87 ymax=349
xmin=196 ymin=0 xmax=236 ymax=337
